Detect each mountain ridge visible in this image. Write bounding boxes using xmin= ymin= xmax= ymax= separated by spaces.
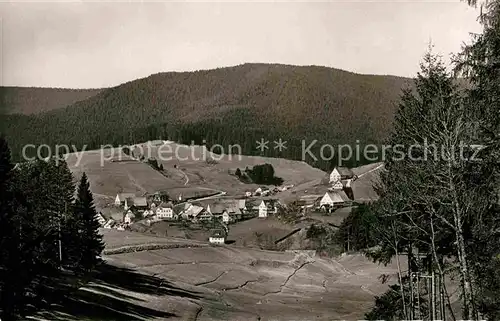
xmin=2 ymin=63 xmax=412 ymax=169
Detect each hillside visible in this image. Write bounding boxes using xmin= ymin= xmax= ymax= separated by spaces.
xmin=3 ymin=63 xmax=411 ymax=168
xmin=0 ymin=86 xmax=103 ymax=114
xmin=48 ymin=228 xmax=404 ymax=321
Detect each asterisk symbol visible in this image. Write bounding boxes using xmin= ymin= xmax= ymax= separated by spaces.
xmin=274 ymin=138 xmax=287 ymax=151
xmin=256 ymin=138 xmax=269 ymax=152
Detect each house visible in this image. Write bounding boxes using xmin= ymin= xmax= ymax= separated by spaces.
xmin=196 ymin=210 xmax=213 ymax=222
xmin=124 ymin=210 xmax=135 ymax=224
xmin=319 ymin=191 xmax=350 ymax=210
xmin=181 ymin=204 xmax=205 ymax=221
xmin=123 ymin=196 xmax=148 ymax=210
xmin=115 ymin=193 xmax=136 ymax=206
xmin=331 ymin=180 xmax=344 ymax=190
xmin=254 ymin=187 xmax=262 ymax=196
xmin=207 ymin=203 xmax=225 ymax=217
xmin=222 ymin=211 xmax=230 ymax=223
xmin=209 ymin=229 xmax=226 ymax=245
xmin=329 ymin=168 xmax=341 ymax=184
xmin=256 ymin=200 xmax=278 ymax=218
xmin=298 ymin=195 xmax=322 ymax=209
xmin=227 ymin=207 xmax=242 ymax=222
xmin=245 ymin=191 xmax=252 ymax=198
xmin=143 ymin=209 xmax=155 ymax=217
xmin=156 ymin=201 xmax=174 ymax=220
xmin=338 ymin=167 xmax=355 ymax=180
xmin=257 ymin=201 xmax=268 ymax=218
xmin=133 ymin=197 xmax=148 ymax=209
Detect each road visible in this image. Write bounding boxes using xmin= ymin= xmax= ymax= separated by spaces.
xmin=179 ymin=168 xmax=189 ymax=186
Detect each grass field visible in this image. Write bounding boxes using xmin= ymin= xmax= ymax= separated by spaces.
xmin=93 ymin=229 xmax=405 ymax=321
xmin=131 ymin=141 xmax=327 ymax=197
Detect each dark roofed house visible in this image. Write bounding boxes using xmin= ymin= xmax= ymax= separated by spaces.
xmin=115 ymin=193 xmax=136 ymax=206
xmin=133 ymin=197 xmax=148 ymax=208
xmin=337 ymin=167 xmax=354 ymax=180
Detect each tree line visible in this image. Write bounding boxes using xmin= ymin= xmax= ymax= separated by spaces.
xmin=334 ymin=2 xmax=500 ymax=318
xmin=2 ymin=62 xmax=404 ymax=173
xmin=0 ymin=136 xmax=104 ymax=320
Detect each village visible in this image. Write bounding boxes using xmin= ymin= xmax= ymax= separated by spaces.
xmin=95 ymin=167 xmax=358 ymax=244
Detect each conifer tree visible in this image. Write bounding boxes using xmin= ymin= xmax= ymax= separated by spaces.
xmin=73 ymin=173 xmax=104 ymax=272
xmin=368 ymin=49 xmax=479 ymax=320
xmin=0 ymin=135 xmax=20 ymax=320
xmin=456 ymin=1 xmax=500 ymax=318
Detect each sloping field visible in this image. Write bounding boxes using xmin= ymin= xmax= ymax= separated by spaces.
xmin=63 ymin=142 xmax=326 ymax=203
xmin=351 ymin=162 xmax=383 ymax=202
xmin=66 ymin=148 xmax=181 ymax=197
xmin=91 ymin=229 xmax=402 ymax=321
xmin=132 ymin=142 xmax=327 ymax=197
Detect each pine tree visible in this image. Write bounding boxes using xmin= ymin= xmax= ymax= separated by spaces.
xmin=368 ymin=50 xmax=480 ymax=320
xmin=456 ymin=2 xmax=500 ymax=319
xmin=0 ymin=135 xmax=20 ymax=320
xmin=73 ymin=173 xmax=104 ymax=272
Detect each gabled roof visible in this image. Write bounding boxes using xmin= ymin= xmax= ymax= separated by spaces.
xmin=116 ymin=193 xmax=136 ymax=200
xmin=186 ymin=205 xmax=205 ymax=217
xmin=173 ymin=204 xmax=185 ymax=215
xmin=133 ymin=197 xmax=147 ymax=207
xmin=210 ymin=229 xmax=227 ymax=238
xmin=220 ymin=199 xmax=246 ymax=209
xmin=213 ymin=204 xmax=227 ymax=214
xmin=227 ymin=207 xmax=242 ymax=215
xmin=323 ymin=191 xmax=350 ymax=203
xmin=337 ymin=167 xmax=354 ymax=177
xmin=158 ymin=201 xmax=174 ymax=209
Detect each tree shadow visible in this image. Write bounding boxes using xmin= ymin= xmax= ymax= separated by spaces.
xmin=34 ymin=263 xmax=203 ymax=320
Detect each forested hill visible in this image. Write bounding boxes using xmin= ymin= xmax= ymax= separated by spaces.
xmin=3 ymin=63 xmax=411 ymax=170
xmin=0 ymin=87 xmax=103 ymax=114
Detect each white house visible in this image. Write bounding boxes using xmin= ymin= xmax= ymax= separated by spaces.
xmin=222 ymin=211 xmax=230 ymax=223
xmin=245 ymin=191 xmax=252 ymax=198
xmin=156 ymin=202 xmax=174 ymax=219
xmin=331 ymin=180 xmax=344 ymax=190
xmin=115 ymin=193 xmax=136 ymax=206
xmin=329 ymin=168 xmax=341 ymax=184
xmin=319 ymin=191 xmax=350 ymax=209
xmin=124 ymin=210 xmax=135 ymax=224
xmin=209 ymin=229 xmax=226 ymax=245
xmin=258 ymin=200 xmax=268 ymax=218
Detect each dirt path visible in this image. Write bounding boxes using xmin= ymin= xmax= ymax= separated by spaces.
xmin=180 ymin=169 xmax=189 ymax=185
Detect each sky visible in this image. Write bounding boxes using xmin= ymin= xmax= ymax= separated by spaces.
xmin=0 ymin=0 xmax=482 ymax=89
